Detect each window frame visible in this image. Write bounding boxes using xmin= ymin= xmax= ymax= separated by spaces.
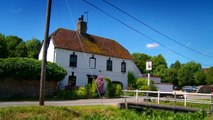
xmin=69 ymin=52 xmax=77 ymax=67
xmin=106 ymin=58 xmax=113 ymax=71
xmin=89 ymin=55 xmax=96 ymax=69
xmin=121 ymin=60 xmax=126 ymax=73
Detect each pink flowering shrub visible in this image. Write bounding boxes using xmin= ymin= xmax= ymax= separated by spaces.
xmin=97 ymin=75 xmax=104 ymax=94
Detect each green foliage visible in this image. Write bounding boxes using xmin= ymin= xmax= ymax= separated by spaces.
xmin=177 ymin=61 xmax=202 ymax=87
xmin=194 ymin=70 xmax=207 ymax=85
xmin=206 ymin=67 xmax=213 ymax=85
xmin=76 ymin=87 xmax=87 ymax=98
xmin=85 ymin=80 xmax=98 ymax=98
xmin=0 ymin=58 xmax=67 ymax=81
xmin=105 ymin=77 xmax=115 ymax=98
xmin=55 ymin=90 xmax=77 ymax=99
xmin=127 ymin=71 xmax=136 ymax=89
xmin=0 ymin=106 xmax=209 ymax=120
xmin=115 ymin=84 xmax=122 ymax=96
xmin=0 ymin=33 xmax=42 ymax=59
xmin=136 ymin=78 xmax=157 ymax=91
xmin=132 ymin=53 xmax=151 ymax=74
xmin=26 ymin=38 xmax=42 ymax=59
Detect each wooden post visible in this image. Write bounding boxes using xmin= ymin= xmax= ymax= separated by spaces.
xmin=184 ymin=91 xmax=187 ymax=107
xmin=136 ymin=90 xmax=138 ymax=102
xmin=174 ymin=91 xmax=176 ymax=109
xmin=157 ymin=90 xmax=160 ymax=104
xmin=39 ymin=0 xmax=52 ymax=106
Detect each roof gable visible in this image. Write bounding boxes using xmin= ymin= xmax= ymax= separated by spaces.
xmin=51 ymin=28 xmax=133 ymax=60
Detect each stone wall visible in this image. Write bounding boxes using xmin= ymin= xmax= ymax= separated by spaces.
xmin=0 ymin=78 xmax=58 ymax=99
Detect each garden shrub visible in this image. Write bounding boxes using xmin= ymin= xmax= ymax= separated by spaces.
xmin=85 ymin=80 xmax=98 ymax=98
xmin=115 ymin=84 xmax=122 ymax=96
xmin=0 ymin=57 xmax=67 ymax=81
xmin=105 ymin=77 xmax=115 ymax=98
xmin=76 ymin=87 xmax=87 ymax=98
xmin=55 ymin=90 xmax=77 ymax=99
xmin=136 ymin=78 xmax=157 ymax=91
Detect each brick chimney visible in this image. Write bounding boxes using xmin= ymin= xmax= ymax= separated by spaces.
xmin=77 ymin=15 xmax=87 ymax=34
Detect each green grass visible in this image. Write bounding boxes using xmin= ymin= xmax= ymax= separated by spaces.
xmin=0 ymin=105 xmax=212 ymax=120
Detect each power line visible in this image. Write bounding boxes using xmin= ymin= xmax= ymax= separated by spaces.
xmin=103 ymin=0 xmax=213 ymax=58
xmin=82 ymin=0 xmax=211 ymax=67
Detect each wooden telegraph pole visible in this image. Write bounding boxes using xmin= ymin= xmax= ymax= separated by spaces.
xmin=39 ymin=0 xmax=52 ymax=106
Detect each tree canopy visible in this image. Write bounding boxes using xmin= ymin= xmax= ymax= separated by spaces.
xmin=0 ymin=33 xmax=42 ymax=59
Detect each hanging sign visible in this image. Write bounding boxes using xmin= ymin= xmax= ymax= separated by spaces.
xmin=146 ymin=60 xmax=152 ymax=71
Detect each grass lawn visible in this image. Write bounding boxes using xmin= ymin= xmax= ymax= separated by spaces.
xmin=0 ymin=105 xmax=212 ymax=120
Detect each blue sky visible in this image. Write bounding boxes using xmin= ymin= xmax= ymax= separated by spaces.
xmin=0 ymin=0 xmax=213 ymax=68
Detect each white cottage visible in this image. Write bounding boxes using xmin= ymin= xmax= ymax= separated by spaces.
xmin=39 ymin=16 xmax=142 ymax=90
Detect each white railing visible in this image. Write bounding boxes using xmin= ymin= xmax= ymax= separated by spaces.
xmin=122 ymin=89 xmax=213 ymax=111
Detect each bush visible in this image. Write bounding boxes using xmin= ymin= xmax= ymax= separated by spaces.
xmin=128 ymin=71 xmax=137 ymax=89
xmin=55 ymin=90 xmax=77 ymax=99
xmin=85 ymin=80 xmax=98 ymax=98
xmin=76 ymin=87 xmax=87 ymax=98
xmin=0 ymin=57 xmax=67 ymax=81
xmin=136 ymin=78 xmax=157 ymax=91
xmin=105 ymin=78 xmax=115 ymax=98
xmin=115 ymin=84 xmax=122 ymax=96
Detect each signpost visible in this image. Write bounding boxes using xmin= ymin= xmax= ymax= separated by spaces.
xmin=146 ymin=60 xmax=152 ymax=86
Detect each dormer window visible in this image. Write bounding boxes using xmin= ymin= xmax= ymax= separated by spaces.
xmin=121 ymin=60 xmax=126 ymax=73
xmin=89 ymin=55 xmax=96 ymax=69
xmin=106 ymin=58 xmax=112 ymax=71
xmin=70 ymin=52 xmax=77 ymax=67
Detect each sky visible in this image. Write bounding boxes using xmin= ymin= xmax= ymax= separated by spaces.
xmin=0 ymin=0 xmax=213 ymax=68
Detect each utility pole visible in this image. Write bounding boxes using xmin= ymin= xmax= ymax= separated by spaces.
xmin=39 ymin=0 xmax=52 ymax=106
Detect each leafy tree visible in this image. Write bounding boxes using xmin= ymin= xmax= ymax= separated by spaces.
xmin=26 ymin=38 xmax=42 ymax=59
xmin=0 ymin=34 xmax=8 ymax=58
xmin=177 ymin=61 xmax=201 ymax=87
xmin=151 ymin=54 xmax=167 ymax=80
xmin=132 ymin=53 xmax=151 ymax=74
xmin=206 ymin=67 xmax=213 ymax=85
xmin=14 ymin=42 xmax=27 ymax=57
xmin=194 ymin=70 xmax=206 ymax=85
xmin=5 ymin=35 xmax=23 ymax=57
xmin=165 ymin=61 xmax=182 ymax=86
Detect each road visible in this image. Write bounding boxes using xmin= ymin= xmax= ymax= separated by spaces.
xmin=0 ymin=97 xmax=137 ymax=107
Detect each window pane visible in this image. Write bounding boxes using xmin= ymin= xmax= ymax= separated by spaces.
xmin=70 ymin=54 xmax=77 ymax=67
xmin=89 ymin=57 xmax=96 ymax=69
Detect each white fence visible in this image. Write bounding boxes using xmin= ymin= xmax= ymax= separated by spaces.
xmin=122 ymin=90 xmax=213 ymax=111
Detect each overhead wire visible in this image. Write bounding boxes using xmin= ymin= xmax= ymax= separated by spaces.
xmin=103 ymin=0 xmax=213 ymax=58
xmin=82 ymin=0 xmax=211 ymax=67
xmin=64 ymin=0 xmax=103 ymax=103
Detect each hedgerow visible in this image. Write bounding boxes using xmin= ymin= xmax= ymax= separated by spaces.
xmin=0 ymin=57 xmax=67 ymax=81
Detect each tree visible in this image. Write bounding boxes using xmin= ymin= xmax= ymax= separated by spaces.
xmin=132 ymin=53 xmax=151 ymax=74
xmin=165 ymin=61 xmax=182 ymax=86
xmin=177 ymin=61 xmax=201 ymax=87
xmin=5 ymin=35 xmax=23 ymax=57
xmin=194 ymin=70 xmax=206 ymax=85
xmin=151 ymin=54 xmax=168 ymax=80
xmin=14 ymin=42 xmax=27 ymax=57
xmin=0 ymin=33 xmax=8 ymax=58
xmin=206 ymin=67 xmax=213 ymax=85
xmin=26 ymin=38 xmax=42 ymax=59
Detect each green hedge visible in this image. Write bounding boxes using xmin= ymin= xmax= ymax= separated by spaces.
xmin=0 ymin=58 xmax=67 ymax=81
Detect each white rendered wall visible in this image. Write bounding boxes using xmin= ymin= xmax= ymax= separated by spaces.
xmin=39 ymin=39 xmax=142 ymax=90
xmin=55 ymin=48 xmax=141 ymax=89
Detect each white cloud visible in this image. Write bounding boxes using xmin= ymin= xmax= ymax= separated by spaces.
xmin=146 ymin=43 xmax=160 ymax=49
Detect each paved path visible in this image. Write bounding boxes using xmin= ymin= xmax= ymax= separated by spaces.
xmin=0 ymin=97 xmax=137 ymax=107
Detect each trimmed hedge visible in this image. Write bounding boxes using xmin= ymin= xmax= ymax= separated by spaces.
xmin=0 ymin=58 xmax=67 ymax=81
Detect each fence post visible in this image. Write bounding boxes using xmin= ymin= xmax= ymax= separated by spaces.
xmin=211 ymin=93 xmax=213 ymax=112
xmin=136 ymin=90 xmax=138 ymax=103
xmin=174 ymin=91 xmax=176 ymax=109
xmin=184 ymin=91 xmax=187 ymax=107
xmin=158 ymin=90 xmax=160 ymax=104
